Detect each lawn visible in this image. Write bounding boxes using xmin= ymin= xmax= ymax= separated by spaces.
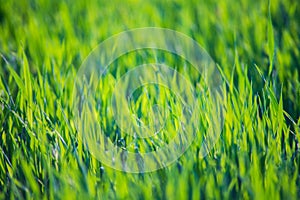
xmin=0 ymin=0 xmax=299 ymax=199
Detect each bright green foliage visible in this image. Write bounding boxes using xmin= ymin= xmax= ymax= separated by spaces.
xmin=0 ymin=0 xmax=299 ymax=199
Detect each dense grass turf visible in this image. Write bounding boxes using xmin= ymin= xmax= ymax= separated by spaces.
xmin=0 ymin=0 xmax=300 ymax=199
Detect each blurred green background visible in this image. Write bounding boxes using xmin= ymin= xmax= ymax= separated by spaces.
xmin=1 ymin=0 xmax=299 ymax=119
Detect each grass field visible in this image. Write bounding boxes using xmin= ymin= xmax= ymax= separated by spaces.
xmin=0 ymin=0 xmax=300 ymax=199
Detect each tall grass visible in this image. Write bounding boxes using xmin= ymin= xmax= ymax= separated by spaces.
xmin=0 ymin=0 xmax=299 ymax=199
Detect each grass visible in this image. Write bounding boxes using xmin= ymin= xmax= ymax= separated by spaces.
xmin=0 ymin=0 xmax=300 ymax=199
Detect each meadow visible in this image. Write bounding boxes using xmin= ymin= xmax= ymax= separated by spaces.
xmin=0 ymin=0 xmax=299 ymax=199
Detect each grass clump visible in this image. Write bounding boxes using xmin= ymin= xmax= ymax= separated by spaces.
xmin=0 ymin=0 xmax=299 ymax=199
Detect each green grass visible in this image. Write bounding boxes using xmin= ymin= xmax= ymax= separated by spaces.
xmin=0 ymin=0 xmax=300 ymax=199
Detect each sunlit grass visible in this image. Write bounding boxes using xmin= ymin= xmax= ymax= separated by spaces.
xmin=0 ymin=0 xmax=299 ymax=199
